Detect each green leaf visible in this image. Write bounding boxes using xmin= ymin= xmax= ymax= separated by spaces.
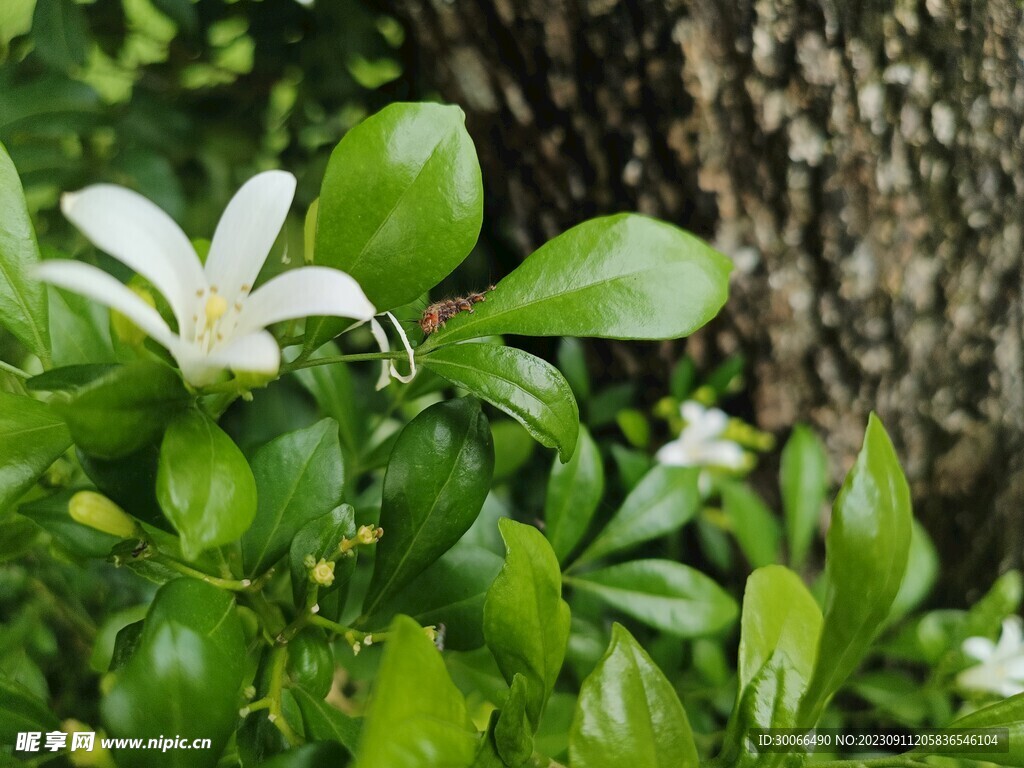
xmin=568 ymin=560 xmax=737 ymax=638
xmin=291 ymin=686 xmax=361 ymax=755
xmin=294 ymin=350 xmax=366 ymax=474
xmin=419 ymin=215 xmax=731 ymax=349
xmin=314 ymin=102 xmax=483 ymax=316
xmin=779 ymin=424 xmax=828 ymax=569
xmin=484 ymin=519 xmax=570 ymax=727
xmin=889 ymin=519 xmax=938 ymax=621
xmin=544 ymin=425 xmax=603 ymax=563
xmin=355 ymin=615 xmax=477 ymax=768
xmin=51 ymin=362 xmax=190 ymax=459
xmin=557 ymin=337 xmax=591 ymax=402
xmin=720 ymin=480 xmax=781 ymax=569
xmin=241 ymin=419 xmax=345 ymax=576
xmin=157 ymin=409 xmax=257 ymax=560
xmin=0 ymin=514 xmax=41 ymax=561
xmin=0 ymin=677 xmax=60 ymax=743
xmin=47 ymin=285 xmax=117 ymax=367
xmin=569 ymin=623 xmax=699 ymax=768
xmin=260 ymin=743 xmax=348 ymax=768
xmin=798 ymin=414 xmax=912 ymax=724
xmin=26 ymin=363 xmax=117 ymax=392
xmin=929 ymin=692 xmax=1024 ymax=766
xmin=490 ymin=420 xmax=536 ymax=482
xmin=494 ymin=674 xmax=533 ymax=767
xmin=371 ymin=542 xmax=503 ymax=651
xmin=737 ymin=566 xmax=821 ymax=693
xmin=422 ymin=343 xmax=579 ymax=462
xmin=102 ymin=579 xmax=245 ymax=768
xmin=0 ymin=142 xmax=48 ymax=360
xmin=288 ymin=504 xmax=356 ymax=608
xmin=363 ymin=398 xmax=493 ymax=616
xmin=31 ymin=0 xmax=90 ymax=69
xmin=0 ymin=390 xmax=70 ymax=513
xmin=718 ymin=567 xmax=824 ymax=765
xmin=574 ymin=465 xmax=699 ymax=567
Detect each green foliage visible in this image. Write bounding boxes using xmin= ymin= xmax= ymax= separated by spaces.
xmin=0 ymin=77 xmax=1012 ymax=768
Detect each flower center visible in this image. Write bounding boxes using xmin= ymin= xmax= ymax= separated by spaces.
xmin=205 ymin=294 xmax=228 ymax=325
xmin=192 ymin=284 xmax=250 ymax=353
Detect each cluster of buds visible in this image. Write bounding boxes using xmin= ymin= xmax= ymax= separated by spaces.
xmin=345 ymin=630 xmax=374 ymax=656
xmin=338 ymin=524 xmax=384 ymax=557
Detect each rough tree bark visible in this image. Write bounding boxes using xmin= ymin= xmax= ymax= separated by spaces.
xmin=391 ymin=0 xmax=1024 ymax=603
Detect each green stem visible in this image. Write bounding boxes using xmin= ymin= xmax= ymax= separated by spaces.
xmin=0 ymin=358 xmax=31 ymax=379
xmin=281 ymin=350 xmax=405 ymax=374
xmin=149 ymin=553 xmax=266 ymax=592
xmin=266 ymin=646 xmax=303 ymax=746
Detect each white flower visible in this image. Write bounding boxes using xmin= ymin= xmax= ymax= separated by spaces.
xmin=958 ymin=616 xmax=1024 ymax=698
xmin=35 ymin=171 xmax=377 ymax=387
xmin=656 ymin=401 xmax=746 ymax=471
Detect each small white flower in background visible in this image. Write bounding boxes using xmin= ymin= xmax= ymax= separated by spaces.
xmin=35 ymin=171 xmax=393 ymax=387
xmin=656 ymin=400 xmax=747 ymax=471
xmin=957 ymin=616 xmax=1024 ymax=698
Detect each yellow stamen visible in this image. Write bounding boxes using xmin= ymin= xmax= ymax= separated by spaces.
xmin=205 ymin=294 xmax=228 ymax=325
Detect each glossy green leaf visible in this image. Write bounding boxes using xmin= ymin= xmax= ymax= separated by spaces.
xmin=557 ymin=337 xmax=591 ymax=402
xmin=294 ymin=350 xmax=365 ymax=475
xmin=355 ymin=615 xmax=477 ymax=768
xmin=569 ymin=623 xmax=699 ymax=768
xmin=31 ymin=0 xmax=90 ymax=69
xmin=0 ymin=391 xmax=70 ymax=513
xmin=928 ymin=692 xmax=1024 ymax=766
xmin=574 ymin=465 xmax=699 ymax=567
xmin=494 ymin=674 xmax=533 ymax=767
xmin=26 ymin=362 xmax=117 ymax=392
xmin=314 ymin=102 xmax=483 ymax=316
xmin=490 ymin=420 xmax=536 ymax=482
xmin=372 ymin=543 xmax=503 ymax=651
xmin=288 ymin=504 xmax=356 ymax=608
xmin=47 ymin=285 xmax=116 ymax=366
xmin=287 ymin=630 xmax=334 ymax=699
xmin=544 ymin=426 xmax=603 ymax=563
xmin=260 ymin=742 xmax=348 ymax=768
xmin=292 ymin=686 xmax=361 ymax=755
xmin=484 ymin=519 xmax=570 ymax=727
xmin=51 ymin=362 xmax=190 ymax=459
xmin=889 ymin=519 xmax=938 ymax=621
xmin=779 ymin=424 xmax=828 ymax=569
xmin=721 ymin=480 xmax=781 ymax=569
xmin=738 ymin=566 xmax=821 ymax=693
xmin=798 ymin=414 xmax=912 ymax=724
xmin=242 ymin=419 xmax=344 ymax=576
xmin=363 ymin=398 xmax=493 ymax=615
xmin=0 ymin=677 xmax=60 ymax=743
xmin=419 ymin=215 xmax=731 ymax=349
xmin=78 ymin=445 xmax=166 ymax=530
xmin=719 ymin=567 xmax=824 ymax=765
xmin=102 ymin=579 xmax=245 ymax=768
xmin=157 ymin=409 xmax=257 ymax=560
xmin=422 ymin=343 xmax=579 ymax=462
xmin=0 ymin=142 xmax=48 ymax=360
xmin=568 ymin=560 xmax=737 ymax=638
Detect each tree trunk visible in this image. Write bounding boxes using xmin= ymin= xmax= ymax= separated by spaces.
xmin=392 ymin=0 xmax=1024 ymax=604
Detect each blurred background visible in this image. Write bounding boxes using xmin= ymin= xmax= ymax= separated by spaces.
xmin=3 ymin=0 xmax=1022 ymax=606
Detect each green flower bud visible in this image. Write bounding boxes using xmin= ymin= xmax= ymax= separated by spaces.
xmin=69 ymin=491 xmax=138 ymax=539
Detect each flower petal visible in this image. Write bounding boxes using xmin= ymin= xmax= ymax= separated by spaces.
xmin=61 ymin=185 xmax=205 ymax=329
xmin=385 ymin=311 xmax=416 ymax=383
xmin=999 ymin=616 xmax=1024 ymax=653
xmin=655 ymin=439 xmax=698 ymax=466
xmin=695 ymin=440 xmax=747 ymax=470
xmin=34 ymin=260 xmax=178 ymax=351
xmin=207 ymin=330 xmax=281 ymax=376
xmin=204 ymin=170 xmax=296 ymax=303
xmin=233 ymin=266 xmax=376 ymax=338
xmin=963 ymin=636 xmax=997 ymax=661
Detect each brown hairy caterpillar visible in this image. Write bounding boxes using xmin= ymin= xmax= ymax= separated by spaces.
xmin=419 ymin=285 xmax=495 ymax=335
